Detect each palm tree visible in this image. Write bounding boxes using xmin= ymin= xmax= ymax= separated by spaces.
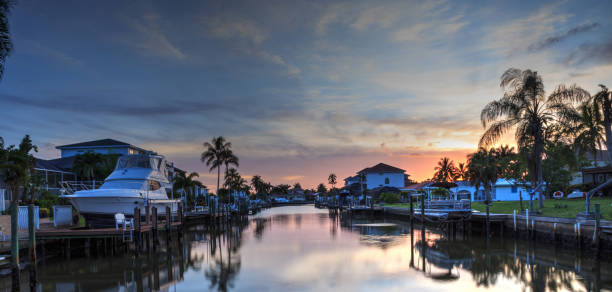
xmin=591 ymin=85 xmax=612 ymax=164
xmin=202 ymin=137 xmax=230 ymax=198
xmin=0 ymin=0 xmax=14 ymax=81
xmin=222 ymin=149 xmax=239 ymax=204
xmin=316 ymin=183 xmax=327 ymax=193
xmin=480 ymin=68 xmax=589 ymax=208
xmin=434 ymin=157 xmax=457 ymax=183
xmin=72 ymin=151 xmax=105 ymax=183
xmin=467 ymin=148 xmax=499 ymax=236
xmin=0 ymin=135 xmax=36 ymax=291
xmin=455 ymin=163 xmax=467 ymax=181
xmin=328 ymin=173 xmax=337 ymax=192
xmin=566 ymin=101 xmax=606 ymax=165
xmin=174 ymin=171 xmax=200 ymax=205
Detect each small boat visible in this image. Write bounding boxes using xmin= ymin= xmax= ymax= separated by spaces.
xmin=61 ymin=154 xmax=179 ymax=226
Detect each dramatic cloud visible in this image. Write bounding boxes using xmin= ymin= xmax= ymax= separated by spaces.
xmin=528 ymin=22 xmax=600 ymax=52
xmin=1 ymin=0 xmax=611 ymax=188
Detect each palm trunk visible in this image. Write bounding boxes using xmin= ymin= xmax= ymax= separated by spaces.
xmin=535 ymin=127 xmax=545 ymax=209
xmin=603 ymin=95 xmax=612 ymax=165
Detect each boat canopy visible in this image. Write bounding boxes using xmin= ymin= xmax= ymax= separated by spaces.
xmin=115 ymin=154 xmax=166 ymax=172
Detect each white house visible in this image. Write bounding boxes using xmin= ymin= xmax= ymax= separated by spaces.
xmin=450 ymin=179 xmax=530 ymax=201
xmin=357 ymin=163 xmax=406 ymax=190
xmin=407 ymin=179 xmax=531 ymax=202
xmin=56 ymin=138 xmax=149 ymax=158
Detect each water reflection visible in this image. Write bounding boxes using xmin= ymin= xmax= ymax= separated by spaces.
xmin=4 ymin=206 xmax=611 ymax=291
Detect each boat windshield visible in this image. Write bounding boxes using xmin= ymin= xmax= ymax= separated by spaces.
xmin=115 ymin=155 xmax=163 ymax=171
xmin=100 ymin=180 xmax=146 ymax=190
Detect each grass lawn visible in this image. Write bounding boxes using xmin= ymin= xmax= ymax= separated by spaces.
xmin=386 ymin=197 xmax=612 ymax=220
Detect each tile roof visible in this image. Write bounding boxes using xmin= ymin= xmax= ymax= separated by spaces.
xmin=358 ymin=163 xmax=405 ymax=174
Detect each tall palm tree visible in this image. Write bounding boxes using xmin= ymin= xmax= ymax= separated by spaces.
xmin=222 ymin=149 xmax=239 ymax=204
xmin=434 ymin=157 xmax=457 ymax=183
xmin=328 ymin=173 xmax=337 ymax=192
xmin=591 ymin=85 xmax=612 ymax=164
xmin=480 ymin=68 xmax=589 ymax=208
xmin=202 ymin=137 xmax=230 ymax=197
xmin=0 ymin=0 xmax=14 ymax=81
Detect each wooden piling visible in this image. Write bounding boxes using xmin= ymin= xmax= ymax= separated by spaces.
xmin=409 ymin=196 xmax=414 ymax=230
xmin=595 ymin=204 xmax=601 ymax=255
xmin=134 ymin=207 xmax=141 ymax=255
xmin=145 ymin=204 xmax=150 ymax=225
xmin=152 ymin=207 xmax=158 ymax=248
xmin=166 ymin=206 xmax=172 ymax=242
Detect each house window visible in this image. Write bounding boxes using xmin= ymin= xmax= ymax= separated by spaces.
xmin=511 ymin=186 xmax=517 ymax=193
xmin=385 ymin=177 xmax=390 ymax=184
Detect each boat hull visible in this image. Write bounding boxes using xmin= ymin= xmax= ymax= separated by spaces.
xmin=67 ymin=196 xmax=178 ymax=227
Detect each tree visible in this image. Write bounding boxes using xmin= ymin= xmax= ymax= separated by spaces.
xmin=590 ymin=85 xmax=612 ymax=164
xmin=434 ymin=157 xmax=457 ymax=183
xmin=480 ymin=68 xmax=589 ymax=208
xmin=202 ymin=137 xmax=230 ymax=200
xmin=0 ymin=0 xmax=13 ymax=81
xmin=72 ymin=151 xmax=105 ymax=182
xmin=316 ymin=183 xmax=327 ymax=193
xmin=328 ymin=173 xmax=337 ymax=191
xmin=467 ymin=148 xmax=499 ymax=236
xmin=271 ymin=184 xmax=290 ymax=194
xmin=455 ymin=163 xmax=467 ymax=181
xmin=173 ymin=171 xmax=200 ymax=206
xmin=293 ymin=182 xmax=302 ymax=190
xmin=222 ymin=149 xmax=239 ymax=204
xmin=0 ymin=135 xmax=36 ymax=291
xmin=251 ymin=175 xmax=270 ymax=196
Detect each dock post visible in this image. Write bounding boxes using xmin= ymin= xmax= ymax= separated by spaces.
xmin=166 ymin=206 xmax=172 ymax=243
xmin=513 ymin=210 xmax=517 ymax=235
xmin=134 ymin=207 xmax=141 ymax=255
xmin=152 ymin=207 xmax=158 ymax=250
xmin=85 ymin=238 xmax=90 ymax=258
xmin=409 ymin=195 xmax=414 ymax=231
xmin=553 ymin=223 xmax=557 ymax=243
xmin=526 ymin=208 xmax=529 ymax=238
xmin=594 ymin=204 xmax=601 ymax=255
xmin=28 ymin=203 xmax=37 ymax=290
xmin=420 ymin=194 xmax=425 ymax=224
xmin=145 ymin=204 xmax=150 ymax=225
xmin=485 ymin=201 xmax=490 ymax=238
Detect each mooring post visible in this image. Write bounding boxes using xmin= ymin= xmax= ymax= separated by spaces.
xmin=409 ymin=195 xmax=414 ymax=228
xmin=485 ymin=201 xmax=490 ymax=238
xmin=166 ymin=206 xmax=172 ymax=242
xmin=594 ymin=203 xmax=601 ymax=254
xmin=134 ymin=207 xmax=141 ymax=255
xmin=553 ymin=222 xmax=557 ymax=243
xmin=420 ymin=194 xmax=425 ymax=224
xmin=526 ymin=208 xmax=529 ymax=237
xmin=145 ymin=204 xmax=150 ymax=226
xmin=152 ymin=207 xmax=158 ymax=249
xmin=513 ymin=210 xmax=517 ymax=235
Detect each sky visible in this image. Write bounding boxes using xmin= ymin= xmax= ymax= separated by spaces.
xmin=1 ymin=0 xmax=611 ymax=190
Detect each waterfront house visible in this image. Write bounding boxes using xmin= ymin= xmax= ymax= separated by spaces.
xmin=56 ymin=138 xmax=149 ymax=158
xmin=345 ymin=163 xmax=407 ymax=190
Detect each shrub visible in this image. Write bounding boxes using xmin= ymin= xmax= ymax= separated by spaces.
xmin=380 ymin=192 xmax=401 ymax=204
xmin=39 ymin=208 xmax=50 ymax=218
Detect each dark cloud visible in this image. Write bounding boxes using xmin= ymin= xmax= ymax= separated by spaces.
xmin=0 ymin=92 xmax=303 ymax=120
xmin=528 ymin=22 xmax=600 ymax=52
xmin=565 ymin=39 xmax=612 ymax=65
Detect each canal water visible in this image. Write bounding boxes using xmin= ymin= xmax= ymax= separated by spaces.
xmin=5 ymin=205 xmax=611 ymax=291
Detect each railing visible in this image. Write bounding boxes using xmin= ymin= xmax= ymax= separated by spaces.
xmin=418 ymin=199 xmax=471 ymax=210
xmin=59 ymin=180 xmax=104 ymax=194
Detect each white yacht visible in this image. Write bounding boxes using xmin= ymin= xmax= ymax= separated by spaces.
xmin=61 ymin=154 xmax=179 ymax=225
